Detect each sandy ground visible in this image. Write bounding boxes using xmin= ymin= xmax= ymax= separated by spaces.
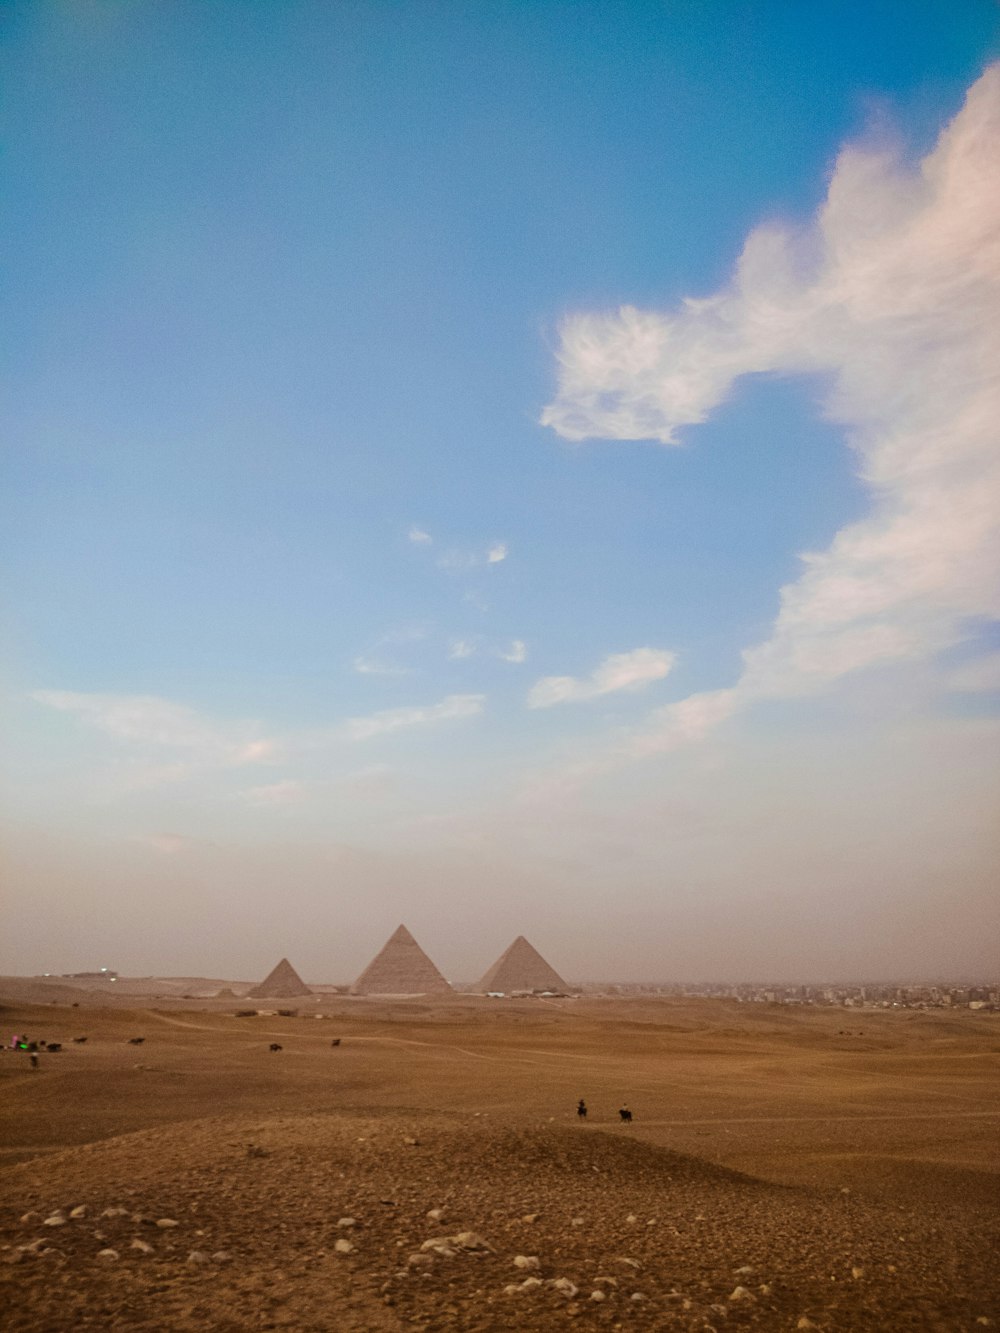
xmin=1 ymin=991 xmax=997 ymax=1331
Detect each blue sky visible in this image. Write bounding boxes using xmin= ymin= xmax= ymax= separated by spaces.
xmin=3 ymin=2 xmax=999 ymax=982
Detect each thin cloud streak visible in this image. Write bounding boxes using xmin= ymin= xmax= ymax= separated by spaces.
xmin=345 ymin=693 xmax=485 ymax=741
xmin=528 ymin=648 xmax=677 ymax=708
xmin=542 ymin=65 xmax=1000 ymax=760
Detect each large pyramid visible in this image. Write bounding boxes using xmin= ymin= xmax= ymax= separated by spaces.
xmin=350 ymin=925 xmax=453 ymax=996
xmin=475 ymin=935 xmax=569 ymax=994
xmin=248 ymin=957 xmax=312 ymax=999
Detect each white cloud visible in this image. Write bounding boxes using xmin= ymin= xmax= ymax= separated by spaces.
xmin=448 ymin=638 xmax=476 ymax=660
xmin=353 ymin=656 xmax=408 ymax=677
xmin=500 ymin=639 xmax=527 ymax=664
xmin=31 ymin=690 xmax=274 ymax=766
xmin=541 ymin=66 xmax=1000 ymax=752
xmin=528 ymin=648 xmax=676 ymax=708
xmin=345 ymin=693 xmax=485 ymax=741
xmin=487 ymin=542 xmax=508 ymax=564
xmin=408 ymin=526 xmax=432 ymax=544
xmin=240 ymin=780 xmax=304 ymax=807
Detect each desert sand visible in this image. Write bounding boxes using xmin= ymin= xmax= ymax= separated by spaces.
xmin=1 ymin=985 xmax=997 ymax=1331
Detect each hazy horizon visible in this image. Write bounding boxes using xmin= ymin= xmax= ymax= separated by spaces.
xmin=3 ymin=4 xmax=999 ymax=984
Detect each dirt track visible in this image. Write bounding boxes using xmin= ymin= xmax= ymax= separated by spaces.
xmin=1 ymin=993 xmax=997 ymax=1330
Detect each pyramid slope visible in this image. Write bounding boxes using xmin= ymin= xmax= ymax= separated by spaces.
xmin=248 ymin=957 xmax=312 ymax=998
xmin=351 ymin=925 xmax=453 ymax=995
xmin=476 ymin=935 xmax=569 ymax=993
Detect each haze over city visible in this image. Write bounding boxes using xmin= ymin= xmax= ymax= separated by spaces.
xmin=3 ymin=2 xmax=999 ymax=984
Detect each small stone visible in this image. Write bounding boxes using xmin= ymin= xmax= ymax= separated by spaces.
xmin=759 ymin=1283 xmax=772 ymax=1295
xmin=186 ymin=1250 xmax=210 ymax=1265
xmin=19 ymin=1212 xmax=41 ymax=1225
xmin=550 ymin=1278 xmax=578 ymax=1297
xmin=156 ymin=1218 xmax=179 ymax=1229
xmin=69 ymin=1205 xmax=87 ymax=1219
xmin=625 ymin=1213 xmax=638 ymax=1224
xmin=593 ymin=1276 xmax=618 ymax=1287
xmin=503 ymin=1284 xmax=523 ymax=1296
xmin=337 ymin=1217 xmax=357 ymax=1229
xmin=426 ymin=1208 xmax=446 ymax=1222
xmin=408 ymin=1252 xmax=435 ymax=1268
xmin=130 ymin=1239 xmax=154 ymax=1254
xmin=451 ymin=1231 xmax=493 ymax=1252
xmin=616 ymin=1257 xmax=641 ymax=1270
xmin=97 ymin=1248 xmax=119 ymax=1260
xmin=513 ymin=1255 xmax=540 ymax=1271
xmin=521 ymin=1213 xmax=539 ymax=1223
xmin=729 ymin=1285 xmax=755 ymax=1302
xmin=590 ymin=1290 xmax=606 ymax=1302
xmin=334 ymin=1239 xmax=355 ymax=1255
xmin=421 ymin=1238 xmax=456 ymax=1256
xmin=975 ymin=1321 xmax=993 ymax=1328
xmin=211 ymin=1249 xmax=232 ymax=1262
xmin=42 ymin=1215 xmax=66 ymax=1227
xmin=630 ymin=1292 xmax=646 ymax=1302
xmin=733 ymin=1265 xmax=754 ymax=1275
xmin=403 ymin=1136 xmax=419 ymax=1146
xmin=797 ymin=1319 xmax=820 ymax=1330
xmin=101 ymin=1207 xmax=129 ymax=1218
xmin=646 ymin=1217 xmax=657 ymax=1226
xmin=851 ymin=1266 xmax=865 ymax=1278
xmin=570 ymin=1217 xmax=585 ymax=1227
xmin=520 ymin=1277 xmax=543 ymax=1290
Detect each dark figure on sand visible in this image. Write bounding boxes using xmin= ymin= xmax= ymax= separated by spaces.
xmin=619 ymin=1105 xmax=632 ymax=1123
xmin=577 ymin=1099 xmax=587 ymax=1119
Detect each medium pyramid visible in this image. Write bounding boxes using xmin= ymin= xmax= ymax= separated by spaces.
xmin=248 ymin=957 xmax=312 ymax=999
xmin=475 ymin=936 xmax=569 ymax=993
xmin=350 ymin=925 xmax=453 ymax=995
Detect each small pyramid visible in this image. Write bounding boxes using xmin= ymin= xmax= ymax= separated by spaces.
xmin=350 ymin=925 xmax=452 ymax=996
xmin=248 ymin=957 xmax=312 ymax=999
xmin=476 ymin=936 xmax=568 ymax=993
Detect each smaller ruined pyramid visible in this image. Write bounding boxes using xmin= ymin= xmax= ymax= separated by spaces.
xmin=476 ymin=936 xmax=569 ymax=993
xmin=351 ymin=925 xmax=453 ymax=995
xmin=248 ymin=957 xmax=312 ymax=999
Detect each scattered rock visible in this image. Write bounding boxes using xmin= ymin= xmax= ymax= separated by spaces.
xmin=96 ymin=1249 xmax=119 ymax=1260
xmin=420 ymin=1238 xmax=457 ymax=1257
xmin=69 ymin=1205 xmax=87 ymax=1219
xmin=570 ymin=1216 xmax=585 ymax=1227
xmin=451 ymin=1231 xmax=493 ymax=1252
xmin=513 ymin=1255 xmax=540 ymax=1271
xmin=408 ymin=1252 xmax=435 ymax=1269
xmin=156 ymin=1218 xmax=179 ymax=1229
xmin=851 ymin=1265 xmax=865 ymax=1278
xmin=334 ymin=1239 xmax=355 ymax=1255
xmin=211 ymin=1250 xmax=233 ymax=1264
xmin=625 ymin=1213 xmax=638 ymax=1224
xmin=520 ymin=1277 xmax=543 ymax=1290
xmin=733 ymin=1265 xmax=754 ymax=1274
xmin=426 ymin=1208 xmax=446 ymax=1222
xmin=186 ymin=1250 xmax=210 ymax=1265
xmin=590 ymin=1289 xmax=606 ymax=1302
xmin=729 ymin=1285 xmax=755 ymax=1302
xmin=129 ymin=1239 xmax=154 ymax=1254
xmin=42 ymin=1215 xmax=66 ymax=1227
xmin=336 ymin=1217 xmax=357 ymax=1229
xmin=797 ymin=1319 xmax=820 ymax=1329
xmin=630 ymin=1292 xmax=647 ymax=1302
xmin=19 ymin=1212 xmax=41 ymax=1225
xmin=520 ymin=1213 xmax=540 ymax=1223
xmin=550 ymin=1278 xmax=579 ymax=1298
xmin=593 ymin=1275 xmax=618 ymax=1287
xmin=403 ymin=1136 xmax=419 ymax=1146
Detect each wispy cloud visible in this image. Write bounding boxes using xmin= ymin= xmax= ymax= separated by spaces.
xmin=448 ymin=638 xmax=476 ymax=660
xmin=487 ymin=542 xmax=508 ymax=564
xmin=528 ymin=648 xmax=676 ymax=708
xmin=240 ymin=779 xmax=305 ymax=807
xmin=542 ymin=66 xmax=1000 ymax=755
xmin=345 ymin=693 xmax=485 ymax=741
xmin=353 ymin=656 xmax=409 ymax=677
xmin=408 ymin=526 xmax=432 ymax=545
xmin=500 ymin=639 xmax=527 ymax=664
xmin=31 ymin=690 xmax=275 ymax=766
xmin=946 ymin=651 xmax=1000 ymax=694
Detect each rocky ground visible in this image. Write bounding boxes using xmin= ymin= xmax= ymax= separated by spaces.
xmin=2 ymin=1110 xmax=998 ymax=1332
